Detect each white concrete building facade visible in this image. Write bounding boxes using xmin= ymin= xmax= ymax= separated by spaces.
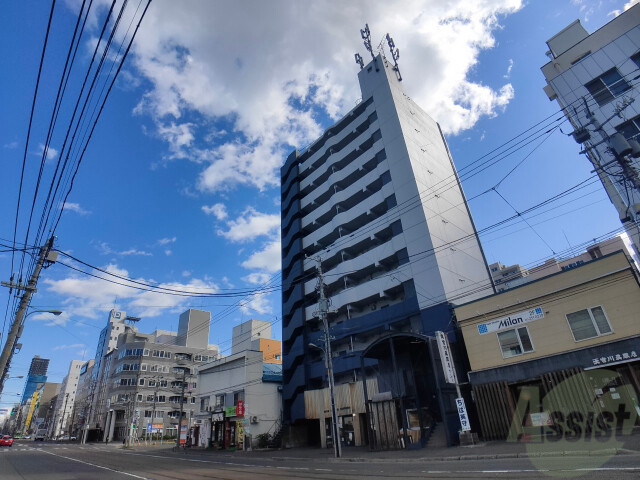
xmin=50 ymin=359 xmax=84 ymax=438
xmin=541 ymin=5 xmax=640 ymax=255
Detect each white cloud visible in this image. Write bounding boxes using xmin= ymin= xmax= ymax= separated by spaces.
xmin=202 ymin=203 xmax=228 ymax=220
xmin=182 ymin=270 xmax=191 ymax=277
xmin=503 ymin=58 xmax=514 ymax=79
xmin=609 ymin=0 xmax=640 ymax=17
xmin=217 ymin=208 xmax=280 ymax=243
xmin=242 ymin=272 xmax=272 ymax=285
xmin=98 ymin=242 xmax=152 ymax=256
xmin=164 ymin=249 xmax=172 ymax=256
xmin=120 ymin=248 xmax=153 ymax=256
xmin=53 ymin=343 xmax=85 ymax=351
xmin=63 ymin=202 xmax=92 ymax=215
xmin=37 ymin=143 xmax=58 ymax=161
xmin=3 ymin=141 xmax=18 ymax=149
xmin=241 ymin=239 xmax=281 ymax=273
xmin=240 ymin=292 xmax=272 ymax=315
xmin=127 ymin=0 xmax=522 ymax=193
xmin=31 ymin=311 xmax=72 ymax=327
xmin=45 ymin=263 xmax=220 ymax=319
xmin=158 ymin=237 xmax=177 ymax=245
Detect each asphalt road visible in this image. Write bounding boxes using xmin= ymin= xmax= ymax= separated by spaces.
xmin=0 ymin=440 xmax=638 ymax=479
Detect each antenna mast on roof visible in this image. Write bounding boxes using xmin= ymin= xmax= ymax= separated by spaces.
xmin=360 ymin=24 xmax=379 ymax=71
xmin=386 ymin=33 xmax=402 ymax=81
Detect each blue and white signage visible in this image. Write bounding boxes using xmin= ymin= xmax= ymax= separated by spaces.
xmin=477 ymin=307 xmax=544 ymax=335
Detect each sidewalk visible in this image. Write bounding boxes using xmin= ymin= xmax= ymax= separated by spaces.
xmin=133 ymin=429 xmax=640 ymax=463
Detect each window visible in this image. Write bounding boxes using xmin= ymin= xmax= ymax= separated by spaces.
xmin=200 ymin=396 xmax=210 ymax=411
xmin=616 ymin=115 xmax=640 ymax=141
xmin=585 ymin=68 xmax=630 ymax=106
xmin=146 ymin=395 xmax=154 ymax=402
xmin=139 ymin=379 xmax=145 ymax=386
xmin=143 ymin=349 xmax=150 ymax=356
xmin=155 ymin=411 xmax=163 ymax=418
xmin=566 ymin=306 xmax=612 ymax=341
xmin=144 ymin=410 xmax=152 ymax=418
xmin=141 ymin=364 xmax=147 ymax=371
xmin=632 ymin=52 xmax=640 ymax=69
xmin=137 ymin=394 xmax=143 ymax=401
xmin=215 ymin=395 xmax=224 ymax=407
xmin=497 ymin=327 xmax=534 ymax=358
xmin=159 ymin=380 xmax=168 ymax=388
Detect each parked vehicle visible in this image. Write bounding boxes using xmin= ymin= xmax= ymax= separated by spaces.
xmin=0 ymin=435 xmax=14 ymax=447
xmin=35 ymin=428 xmax=47 ymax=441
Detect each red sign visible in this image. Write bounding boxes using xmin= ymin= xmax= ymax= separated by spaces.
xmin=236 ymin=400 xmax=244 ymax=417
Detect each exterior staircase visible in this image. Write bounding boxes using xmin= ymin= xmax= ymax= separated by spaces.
xmin=425 ymin=422 xmax=448 ymax=448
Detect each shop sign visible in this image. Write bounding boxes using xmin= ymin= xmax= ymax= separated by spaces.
xmin=225 ymin=406 xmax=237 ymax=417
xmin=589 ymin=350 xmax=637 ymax=368
xmin=529 ymin=412 xmax=552 ymax=427
xmin=477 ymin=307 xmax=544 ymax=335
xmin=435 ymin=331 xmax=458 ymax=384
xmin=236 ymin=400 xmax=245 ymax=417
xmin=212 ymin=413 xmax=224 ymax=422
xmin=455 ymin=398 xmax=471 ymax=432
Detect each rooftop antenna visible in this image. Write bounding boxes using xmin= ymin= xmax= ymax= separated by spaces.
xmin=360 ymin=23 xmax=379 ymax=71
xmin=355 ymin=53 xmax=364 ymax=70
xmin=386 ymin=33 xmax=402 ymax=81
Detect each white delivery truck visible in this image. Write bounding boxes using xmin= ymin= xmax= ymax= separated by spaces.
xmin=35 ymin=428 xmax=47 ymax=441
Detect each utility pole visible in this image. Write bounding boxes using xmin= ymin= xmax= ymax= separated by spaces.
xmin=127 ymin=352 xmax=143 ymax=446
xmin=0 ymin=237 xmax=56 ymax=394
xmin=176 ymin=365 xmax=187 ymax=450
xmin=313 ymin=256 xmax=342 ymax=458
xmin=58 ymin=393 xmax=70 ymax=440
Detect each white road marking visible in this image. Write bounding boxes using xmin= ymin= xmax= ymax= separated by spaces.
xmin=40 ymin=450 xmax=151 ymax=479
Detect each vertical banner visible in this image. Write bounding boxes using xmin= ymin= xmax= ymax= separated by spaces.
xmin=180 ymin=422 xmax=187 ymax=445
xmin=435 ymin=331 xmax=458 ymax=384
xmin=455 ymin=398 xmax=471 ymax=431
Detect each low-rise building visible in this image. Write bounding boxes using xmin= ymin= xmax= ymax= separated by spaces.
xmin=101 ymin=309 xmax=219 ymax=442
xmin=196 ymin=319 xmax=282 ymax=449
xmin=455 ymin=250 xmax=640 ymax=440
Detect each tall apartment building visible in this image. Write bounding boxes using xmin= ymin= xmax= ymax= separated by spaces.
xmin=281 ymin=53 xmax=494 ymax=444
xmin=50 ymin=360 xmax=84 ymax=438
xmin=541 ymin=4 xmax=640 ymax=255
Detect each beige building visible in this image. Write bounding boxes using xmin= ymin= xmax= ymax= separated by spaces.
xmin=455 ymin=251 xmax=640 ymax=440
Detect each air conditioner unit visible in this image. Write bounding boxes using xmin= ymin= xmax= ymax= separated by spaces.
xmin=250 ymin=416 xmax=259 ymax=424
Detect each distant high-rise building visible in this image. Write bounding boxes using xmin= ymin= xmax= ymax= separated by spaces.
xmin=28 ymin=355 xmax=49 ymax=376
xmin=541 ymin=4 xmax=640 ymax=255
xmin=281 ymin=52 xmax=493 ymax=446
xmin=22 ymin=355 xmax=50 ymax=403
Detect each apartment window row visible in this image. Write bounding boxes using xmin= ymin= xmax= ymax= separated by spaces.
xmin=297 ymin=103 xmax=376 ymax=182
xmin=299 ymin=149 xmax=387 ymax=221
xmin=146 ymin=379 xmax=168 ymax=388
xmin=141 ymin=364 xmax=171 ymax=373
xmin=299 ymin=127 xmax=382 ymax=200
xmin=115 ymin=363 xmax=139 ymax=374
xmin=118 ymin=348 xmax=144 ymax=359
xmin=115 ymin=377 xmax=137 ymax=387
xmin=301 ymin=174 xmax=388 ymax=238
xmin=496 ymin=306 xmax=613 ymax=358
xmin=193 ymin=354 xmax=215 ymax=362
xmin=151 ymin=350 xmax=172 ymax=359
xmin=298 ymin=97 xmax=373 ymax=161
xmin=585 ymin=68 xmax=630 ymax=107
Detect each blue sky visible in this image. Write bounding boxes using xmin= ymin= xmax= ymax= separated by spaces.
xmin=0 ymin=0 xmax=636 ymax=398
